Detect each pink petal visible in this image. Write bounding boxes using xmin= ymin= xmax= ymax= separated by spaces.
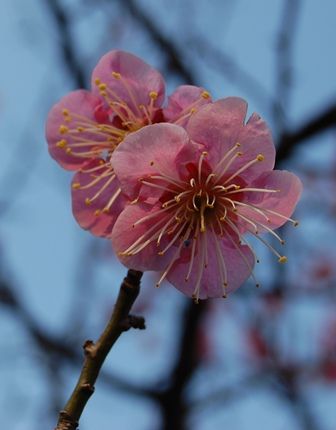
xmin=163 ymin=85 xmax=212 ymax=126
xmin=187 ymin=98 xmax=275 ymax=181
xmin=239 ymin=170 xmax=302 ymax=230
xmin=234 ymin=112 xmax=275 ymax=181
xmin=187 ymin=97 xmax=248 ymax=164
xmin=91 ymin=50 xmax=165 ymax=111
xmin=46 ymin=90 xmax=106 ymax=170
xmin=111 ymin=123 xmax=198 ymax=200
xmin=167 ymin=231 xmax=255 ymax=299
xmin=111 ymin=203 xmax=176 ymax=271
xmin=72 ymin=159 xmax=126 ymax=238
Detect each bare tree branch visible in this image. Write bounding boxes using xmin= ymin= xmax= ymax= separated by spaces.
xmin=276 ymin=103 xmax=336 ymax=164
xmin=46 ymin=0 xmax=87 ymax=88
xmin=156 ymin=301 xmax=207 ymax=430
xmin=118 ymin=0 xmax=198 ymax=85
xmin=274 ymin=0 xmax=302 ymax=134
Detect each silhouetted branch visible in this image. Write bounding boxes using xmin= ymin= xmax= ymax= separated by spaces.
xmin=119 ymin=0 xmax=198 ymax=85
xmin=188 ymin=36 xmax=282 ymax=116
xmin=274 ymin=0 xmax=302 ymax=133
xmin=156 ymin=301 xmax=207 ymax=430
xmin=276 ymin=103 xmax=336 ymax=163
xmin=46 ymin=0 xmax=87 ymax=88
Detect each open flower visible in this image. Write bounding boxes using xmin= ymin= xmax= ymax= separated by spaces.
xmin=111 ymin=98 xmax=302 ymax=300
xmin=46 ymin=50 xmax=211 ymax=237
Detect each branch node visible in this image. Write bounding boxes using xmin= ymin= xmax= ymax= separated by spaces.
xmin=55 ymin=411 xmax=78 ymax=430
xmin=81 ymin=383 xmax=95 ymax=394
xmin=83 ymin=339 xmax=96 ymax=357
xmin=120 ymin=314 xmax=146 ymax=331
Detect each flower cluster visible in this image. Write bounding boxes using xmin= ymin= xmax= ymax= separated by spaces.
xmin=46 ymin=50 xmax=302 ymax=300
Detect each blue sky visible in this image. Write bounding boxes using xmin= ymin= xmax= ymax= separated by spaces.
xmin=1 ymin=0 xmax=336 ymax=429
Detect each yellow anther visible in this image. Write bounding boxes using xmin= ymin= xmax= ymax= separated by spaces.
xmin=112 ymin=71 xmax=121 ymax=79
xmin=100 ymin=91 xmax=107 ymax=97
xmin=102 ymin=208 xmax=110 ymax=213
xmin=236 ymin=142 xmax=241 ymax=147
xmin=278 ymin=256 xmax=288 ymax=264
xmin=256 ymin=154 xmax=264 ymax=162
xmin=98 ymin=83 xmax=107 ymax=91
xmin=149 ymin=91 xmax=158 ymax=100
xmin=94 ymin=209 xmax=101 ymax=217
xmin=65 ymin=147 xmax=72 ymax=154
xmin=190 ymin=108 xmax=197 ymax=114
xmin=94 ymin=78 xmax=101 ymax=85
xmin=158 ymin=251 xmax=164 ymax=256
xmin=201 ymin=90 xmax=211 ymax=99
xmin=85 ymin=198 xmax=91 ymax=206
xmin=77 ymin=127 xmax=84 ymax=132
xmin=59 ymin=125 xmax=69 ymax=134
xmin=237 ymin=151 xmax=243 ymax=156
xmin=56 ymin=139 xmax=67 ymax=148
xmin=62 ymin=108 xmax=70 ymax=116
xmin=202 ymin=151 xmax=208 ymax=156
xmin=72 ymin=182 xmax=81 ymax=189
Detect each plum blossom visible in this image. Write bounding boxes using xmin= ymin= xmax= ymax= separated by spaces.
xmin=46 ymin=50 xmax=211 ymax=237
xmin=111 ymin=98 xmax=302 ymax=300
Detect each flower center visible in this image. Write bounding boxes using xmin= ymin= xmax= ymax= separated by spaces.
xmin=121 ymin=147 xmax=299 ymax=301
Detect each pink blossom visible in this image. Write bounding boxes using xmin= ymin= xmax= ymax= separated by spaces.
xmin=45 ymin=50 xmax=211 ymax=237
xmin=111 ymin=98 xmax=302 ymax=300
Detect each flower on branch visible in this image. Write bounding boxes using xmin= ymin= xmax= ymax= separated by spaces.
xmin=45 ymin=50 xmax=211 ymax=237
xmin=110 ymin=98 xmax=302 ymax=301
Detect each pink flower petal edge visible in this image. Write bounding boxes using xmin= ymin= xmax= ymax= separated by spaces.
xmin=111 ymin=118 xmax=302 ymax=300
xmin=91 ymin=50 xmax=166 ymax=110
xmin=46 ymin=90 xmax=105 ymax=170
xmin=186 ymin=98 xmax=275 ymax=181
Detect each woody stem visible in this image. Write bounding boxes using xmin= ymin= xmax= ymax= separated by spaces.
xmin=54 ymin=269 xmax=144 ymax=430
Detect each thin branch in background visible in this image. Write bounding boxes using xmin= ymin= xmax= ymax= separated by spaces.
xmin=156 ymin=301 xmax=207 ymax=430
xmin=188 ymin=36 xmax=283 ymax=117
xmin=118 ymin=0 xmax=198 ymax=85
xmin=276 ymin=103 xmax=336 ymax=164
xmin=0 ymin=274 xmax=154 ymax=399
xmin=274 ymin=0 xmax=302 ymax=134
xmin=46 ymin=0 xmax=87 ymax=88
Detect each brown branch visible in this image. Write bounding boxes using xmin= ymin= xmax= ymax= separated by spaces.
xmin=54 ymin=269 xmax=143 ymax=430
xmin=0 ymin=276 xmax=155 ymax=399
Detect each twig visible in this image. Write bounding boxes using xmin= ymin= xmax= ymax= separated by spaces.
xmin=157 ymin=300 xmax=207 ymax=430
xmin=119 ymin=0 xmax=197 ymax=84
xmin=46 ymin=0 xmax=87 ymax=88
xmin=276 ymin=103 xmax=336 ymax=164
xmin=273 ymin=0 xmax=302 ymax=134
xmin=54 ymin=269 xmax=144 ymax=430
xmin=189 ymin=36 xmax=281 ymax=116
